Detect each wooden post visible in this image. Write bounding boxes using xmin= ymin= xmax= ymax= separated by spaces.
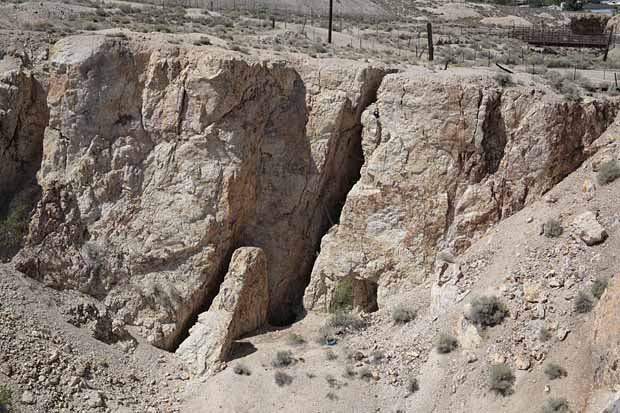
xmin=328 ymin=0 xmax=333 ymax=44
xmin=427 ymin=22 xmax=434 ymax=61
xmin=604 ymin=27 xmax=614 ymax=62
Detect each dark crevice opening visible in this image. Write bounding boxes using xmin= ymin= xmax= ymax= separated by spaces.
xmin=166 ymin=247 xmax=236 ymax=352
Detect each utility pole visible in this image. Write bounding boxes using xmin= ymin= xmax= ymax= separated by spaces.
xmin=328 ymin=0 xmax=333 ymax=43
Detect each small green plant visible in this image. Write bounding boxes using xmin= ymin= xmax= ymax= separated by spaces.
xmin=539 ymin=326 xmax=552 ymax=342
xmin=437 ymin=333 xmax=459 ymax=354
xmin=543 ymin=397 xmax=570 ymax=413
xmin=0 ymin=205 xmax=29 ymax=250
xmin=407 ymin=376 xmax=419 ymax=394
xmin=489 ymin=363 xmax=515 ymax=396
xmin=494 ymin=72 xmax=513 ymax=87
xmin=591 ymin=278 xmax=608 ymax=300
xmin=274 ymin=370 xmax=293 ymax=386
xmin=543 ymin=219 xmax=563 ymax=238
xmin=327 ymin=312 xmax=365 ymax=330
xmin=330 ymin=278 xmax=353 ymax=312
xmin=544 ymin=363 xmax=567 ymax=380
xmin=287 ymin=332 xmax=305 ymax=346
xmin=233 ymin=363 xmax=251 ymax=376
xmin=0 ymin=385 xmax=12 ymax=412
xmin=574 ymin=291 xmax=594 ymax=314
xmin=392 ymin=303 xmax=416 ymax=324
xmin=597 ymin=160 xmax=620 ymax=185
xmin=325 ymin=349 xmax=338 ymax=361
xmin=469 ymin=296 xmax=509 ymax=327
xmin=272 ymin=350 xmax=294 ymax=367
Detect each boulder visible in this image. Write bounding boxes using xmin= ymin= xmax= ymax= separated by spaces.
xmin=176 ymin=247 xmax=268 ymax=376
xmin=573 ymin=211 xmax=608 ymax=246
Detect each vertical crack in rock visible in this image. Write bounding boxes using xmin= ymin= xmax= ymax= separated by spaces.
xmin=0 ymin=53 xmax=48 ymax=260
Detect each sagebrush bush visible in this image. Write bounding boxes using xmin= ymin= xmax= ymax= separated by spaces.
xmin=574 ymin=291 xmax=594 ymax=314
xmin=330 ymin=278 xmax=353 ymax=312
xmin=274 ymin=371 xmax=293 ymax=386
xmin=392 ymin=303 xmax=416 ymax=324
xmin=597 ymin=160 xmax=620 ymax=185
xmin=469 ymin=296 xmax=509 ymax=327
xmin=316 ymin=325 xmax=335 ymax=345
xmin=437 ymin=333 xmax=459 ymax=354
xmin=544 ymin=219 xmax=563 ymax=238
xmin=543 ymin=397 xmax=570 ymax=413
xmin=407 ymin=376 xmax=419 ymax=394
xmin=272 ymin=350 xmax=294 ymax=367
xmin=489 ymin=363 xmax=515 ymax=396
xmin=544 ymin=363 xmax=567 ymax=380
xmin=343 ymin=365 xmax=356 ymax=379
xmin=287 ymin=332 xmax=305 ymax=346
xmin=327 ymin=312 xmax=365 ymax=330
xmin=494 ymin=72 xmax=513 ymax=87
xmin=233 ymin=363 xmax=251 ymax=376
xmin=591 ymin=278 xmax=608 ymax=300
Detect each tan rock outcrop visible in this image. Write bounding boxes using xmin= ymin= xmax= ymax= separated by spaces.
xmin=593 ymin=275 xmax=620 ymax=387
xmin=0 ymin=52 xmax=47 ymax=194
xmin=176 ymin=247 xmax=268 ymax=375
xmin=304 ymin=68 xmax=617 ymax=312
xmin=14 ymin=34 xmax=388 ymax=348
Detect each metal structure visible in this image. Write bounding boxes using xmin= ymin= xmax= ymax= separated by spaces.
xmin=510 ymin=26 xmax=612 ymax=49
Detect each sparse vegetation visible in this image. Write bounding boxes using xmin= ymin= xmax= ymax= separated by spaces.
xmin=597 ymin=160 xmax=620 ymax=185
xmin=287 ymin=332 xmax=306 ymax=346
xmin=437 ymin=333 xmax=459 ymax=354
xmin=327 ymin=311 xmax=365 ymax=330
xmin=489 ymin=363 xmax=515 ymax=396
xmin=272 ymin=350 xmax=294 ymax=367
xmin=316 ymin=325 xmax=336 ymax=345
xmin=407 ymin=376 xmax=419 ymax=394
xmin=542 ymin=397 xmax=570 ymax=413
xmin=543 ymin=219 xmax=563 ymax=238
xmin=539 ymin=326 xmax=553 ymax=342
xmin=326 ymin=391 xmax=338 ymax=400
xmin=493 ymin=72 xmax=513 ymax=87
xmin=233 ymin=363 xmax=251 ymax=376
xmin=544 ymin=363 xmax=567 ymax=380
xmin=574 ymin=291 xmax=594 ymax=314
xmin=330 ymin=278 xmax=353 ymax=312
xmin=274 ymin=371 xmax=293 ymax=386
xmin=591 ymin=278 xmax=608 ymax=300
xmin=0 ymin=385 xmax=12 ymax=413
xmin=0 ymin=204 xmax=29 ymax=251
xmin=343 ymin=365 xmax=356 ymax=379
xmin=392 ymin=303 xmax=416 ymax=324
xmin=469 ymin=296 xmax=509 ymax=327
xmin=325 ymin=349 xmax=338 ymax=361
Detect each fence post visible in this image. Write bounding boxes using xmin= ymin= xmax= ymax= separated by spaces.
xmin=427 ymin=22 xmax=434 ymax=61
xmin=328 ymin=0 xmax=333 ymax=44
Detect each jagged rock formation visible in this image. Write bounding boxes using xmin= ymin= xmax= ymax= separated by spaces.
xmin=177 ymin=247 xmax=268 ymax=375
xmin=593 ymin=276 xmax=620 ymax=388
xmin=13 ymin=34 xmax=387 ymax=349
xmin=0 ymin=52 xmax=47 ymax=196
xmin=304 ymin=69 xmax=617 ymax=312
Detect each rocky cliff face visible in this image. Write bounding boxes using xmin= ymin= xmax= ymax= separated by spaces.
xmin=0 ymin=52 xmax=47 ymax=196
xmin=13 ymin=35 xmax=388 ymax=349
xmin=304 ymin=69 xmax=617 ymax=312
